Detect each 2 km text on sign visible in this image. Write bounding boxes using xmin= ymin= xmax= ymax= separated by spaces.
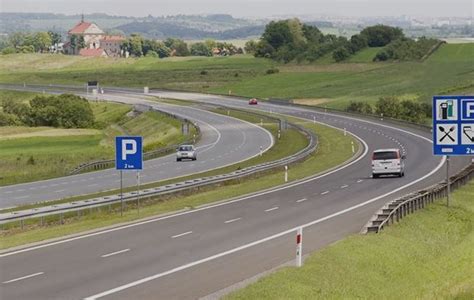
xmin=433 ymin=96 xmax=474 ymax=155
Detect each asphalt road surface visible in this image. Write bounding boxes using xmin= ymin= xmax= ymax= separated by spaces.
xmin=0 ymin=88 xmax=471 ymax=300
xmin=0 ymin=92 xmax=273 ymax=208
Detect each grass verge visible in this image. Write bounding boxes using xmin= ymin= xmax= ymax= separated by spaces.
xmin=0 ymin=116 xmax=358 ymax=249
xmin=225 ymin=181 xmax=474 ymax=300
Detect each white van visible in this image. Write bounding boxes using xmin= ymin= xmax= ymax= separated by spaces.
xmin=371 ymin=149 xmax=405 ymax=178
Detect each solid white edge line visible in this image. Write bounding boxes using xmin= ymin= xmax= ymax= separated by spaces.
xmin=171 ymin=231 xmax=193 ymax=239
xmin=84 ymin=155 xmax=446 ymax=300
xmin=2 ymin=272 xmax=44 ymax=284
xmin=101 ymin=249 xmax=130 ymax=258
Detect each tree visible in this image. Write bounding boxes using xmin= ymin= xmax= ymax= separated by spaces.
xmin=190 ymin=42 xmax=212 ymax=56
xmin=254 ymin=40 xmax=275 ymax=58
xmin=349 ymin=34 xmax=368 ymax=53
xmin=164 ymin=38 xmax=189 ymax=56
xmin=70 ymin=34 xmax=85 ymax=54
xmin=261 ymin=20 xmax=293 ymax=50
xmin=360 ymin=25 xmax=404 ymax=47
xmin=8 ymin=32 xmax=26 ymax=48
xmin=129 ymin=34 xmax=143 ymax=57
xmin=244 ymin=40 xmax=258 ymax=54
xmin=32 ymin=32 xmax=52 ymax=52
xmin=332 ymin=46 xmax=351 ymax=62
xmin=48 ymin=31 xmax=62 ymax=45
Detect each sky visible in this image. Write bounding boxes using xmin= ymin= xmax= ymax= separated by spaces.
xmin=1 ymin=0 xmax=472 ymax=18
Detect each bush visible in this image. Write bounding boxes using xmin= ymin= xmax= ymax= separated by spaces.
xmin=200 ymin=70 xmax=208 ymax=75
xmin=346 ymin=101 xmax=373 ymax=114
xmin=1 ymin=47 xmax=16 ymax=55
xmin=145 ymin=50 xmax=159 ymax=58
xmin=28 ymin=94 xmax=95 ymax=128
xmin=0 ymin=111 xmax=21 ymax=126
xmin=27 ymin=156 xmax=35 ymax=165
xmin=266 ymin=68 xmax=280 ymax=75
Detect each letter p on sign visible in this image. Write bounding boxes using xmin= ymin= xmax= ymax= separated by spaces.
xmin=122 ymin=139 xmax=137 ymax=160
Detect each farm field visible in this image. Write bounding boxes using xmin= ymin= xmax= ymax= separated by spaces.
xmin=0 ymin=43 xmax=472 ymax=110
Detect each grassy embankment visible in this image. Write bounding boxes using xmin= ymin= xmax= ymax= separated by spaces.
xmin=0 ymin=112 xmax=358 ymax=249
xmin=1 ymin=43 xmax=472 ymax=110
xmin=0 ymin=90 xmax=189 ymax=185
xmin=226 ymin=180 xmax=474 ymax=299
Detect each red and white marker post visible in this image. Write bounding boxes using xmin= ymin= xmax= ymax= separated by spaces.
xmin=296 ymin=227 xmax=303 ymax=267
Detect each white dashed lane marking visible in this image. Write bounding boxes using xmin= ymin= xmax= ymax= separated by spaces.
xmin=265 ymin=207 xmax=279 ymax=212
xmin=2 ymin=272 xmax=44 ymax=284
xmin=171 ymin=231 xmax=193 ymax=239
xmin=321 ymin=191 xmax=330 ymax=195
xmin=224 ymin=218 xmax=241 ymax=224
xmin=101 ymin=249 xmax=130 ymax=258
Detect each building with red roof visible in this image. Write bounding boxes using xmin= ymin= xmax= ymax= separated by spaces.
xmin=65 ymin=17 xmax=126 ymax=58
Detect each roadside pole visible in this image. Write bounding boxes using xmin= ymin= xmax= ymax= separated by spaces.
xmin=446 ymin=155 xmax=450 ymax=207
xmin=284 ymin=165 xmax=288 ymax=183
xmin=296 ymin=227 xmax=303 ymax=267
xmin=137 ymin=171 xmax=141 ymax=215
xmin=120 ymin=170 xmax=123 ymax=217
xmin=351 ymin=141 xmax=355 ymax=154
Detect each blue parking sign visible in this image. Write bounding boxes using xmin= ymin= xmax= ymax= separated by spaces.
xmin=115 ymin=136 xmax=143 ymax=170
xmin=433 ymin=96 xmax=474 ymax=155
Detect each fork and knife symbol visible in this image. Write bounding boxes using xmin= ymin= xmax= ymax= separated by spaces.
xmin=439 ymin=125 xmax=456 ymax=142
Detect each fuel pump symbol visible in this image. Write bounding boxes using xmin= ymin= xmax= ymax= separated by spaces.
xmin=439 ymin=100 xmax=454 ymax=120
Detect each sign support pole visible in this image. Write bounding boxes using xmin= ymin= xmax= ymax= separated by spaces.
xmin=120 ymin=170 xmax=123 ymax=217
xmin=446 ymin=155 xmax=450 ymax=207
xmin=137 ymin=171 xmax=140 ymax=215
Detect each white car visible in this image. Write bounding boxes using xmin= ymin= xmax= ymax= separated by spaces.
xmin=176 ymin=145 xmax=197 ymax=161
xmin=371 ymin=148 xmax=405 ymax=178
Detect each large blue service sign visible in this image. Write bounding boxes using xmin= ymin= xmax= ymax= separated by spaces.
xmin=115 ymin=136 xmax=143 ymax=170
xmin=433 ymin=96 xmax=474 ymax=155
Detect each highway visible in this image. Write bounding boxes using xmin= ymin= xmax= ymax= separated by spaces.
xmin=0 ymin=93 xmax=273 ymax=208
xmin=0 ymin=88 xmax=470 ymax=300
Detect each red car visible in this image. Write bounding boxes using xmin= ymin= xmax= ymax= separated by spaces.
xmin=248 ymin=98 xmax=258 ymax=105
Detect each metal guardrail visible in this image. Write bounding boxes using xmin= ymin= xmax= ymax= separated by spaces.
xmin=68 ymin=105 xmax=201 ymax=175
xmin=0 ymin=106 xmax=318 ymax=227
xmin=364 ymin=163 xmax=474 ymax=233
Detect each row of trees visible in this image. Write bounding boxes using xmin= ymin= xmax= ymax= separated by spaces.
xmin=1 ymin=31 xmax=62 ymax=54
xmin=246 ymin=20 xmax=437 ymax=63
xmin=120 ymin=35 xmax=243 ymax=58
xmin=244 ymin=20 xmax=405 ymax=63
xmin=346 ymin=97 xmax=431 ymax=123
xmin=0 ymin=94 xmax=95 ymax=128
